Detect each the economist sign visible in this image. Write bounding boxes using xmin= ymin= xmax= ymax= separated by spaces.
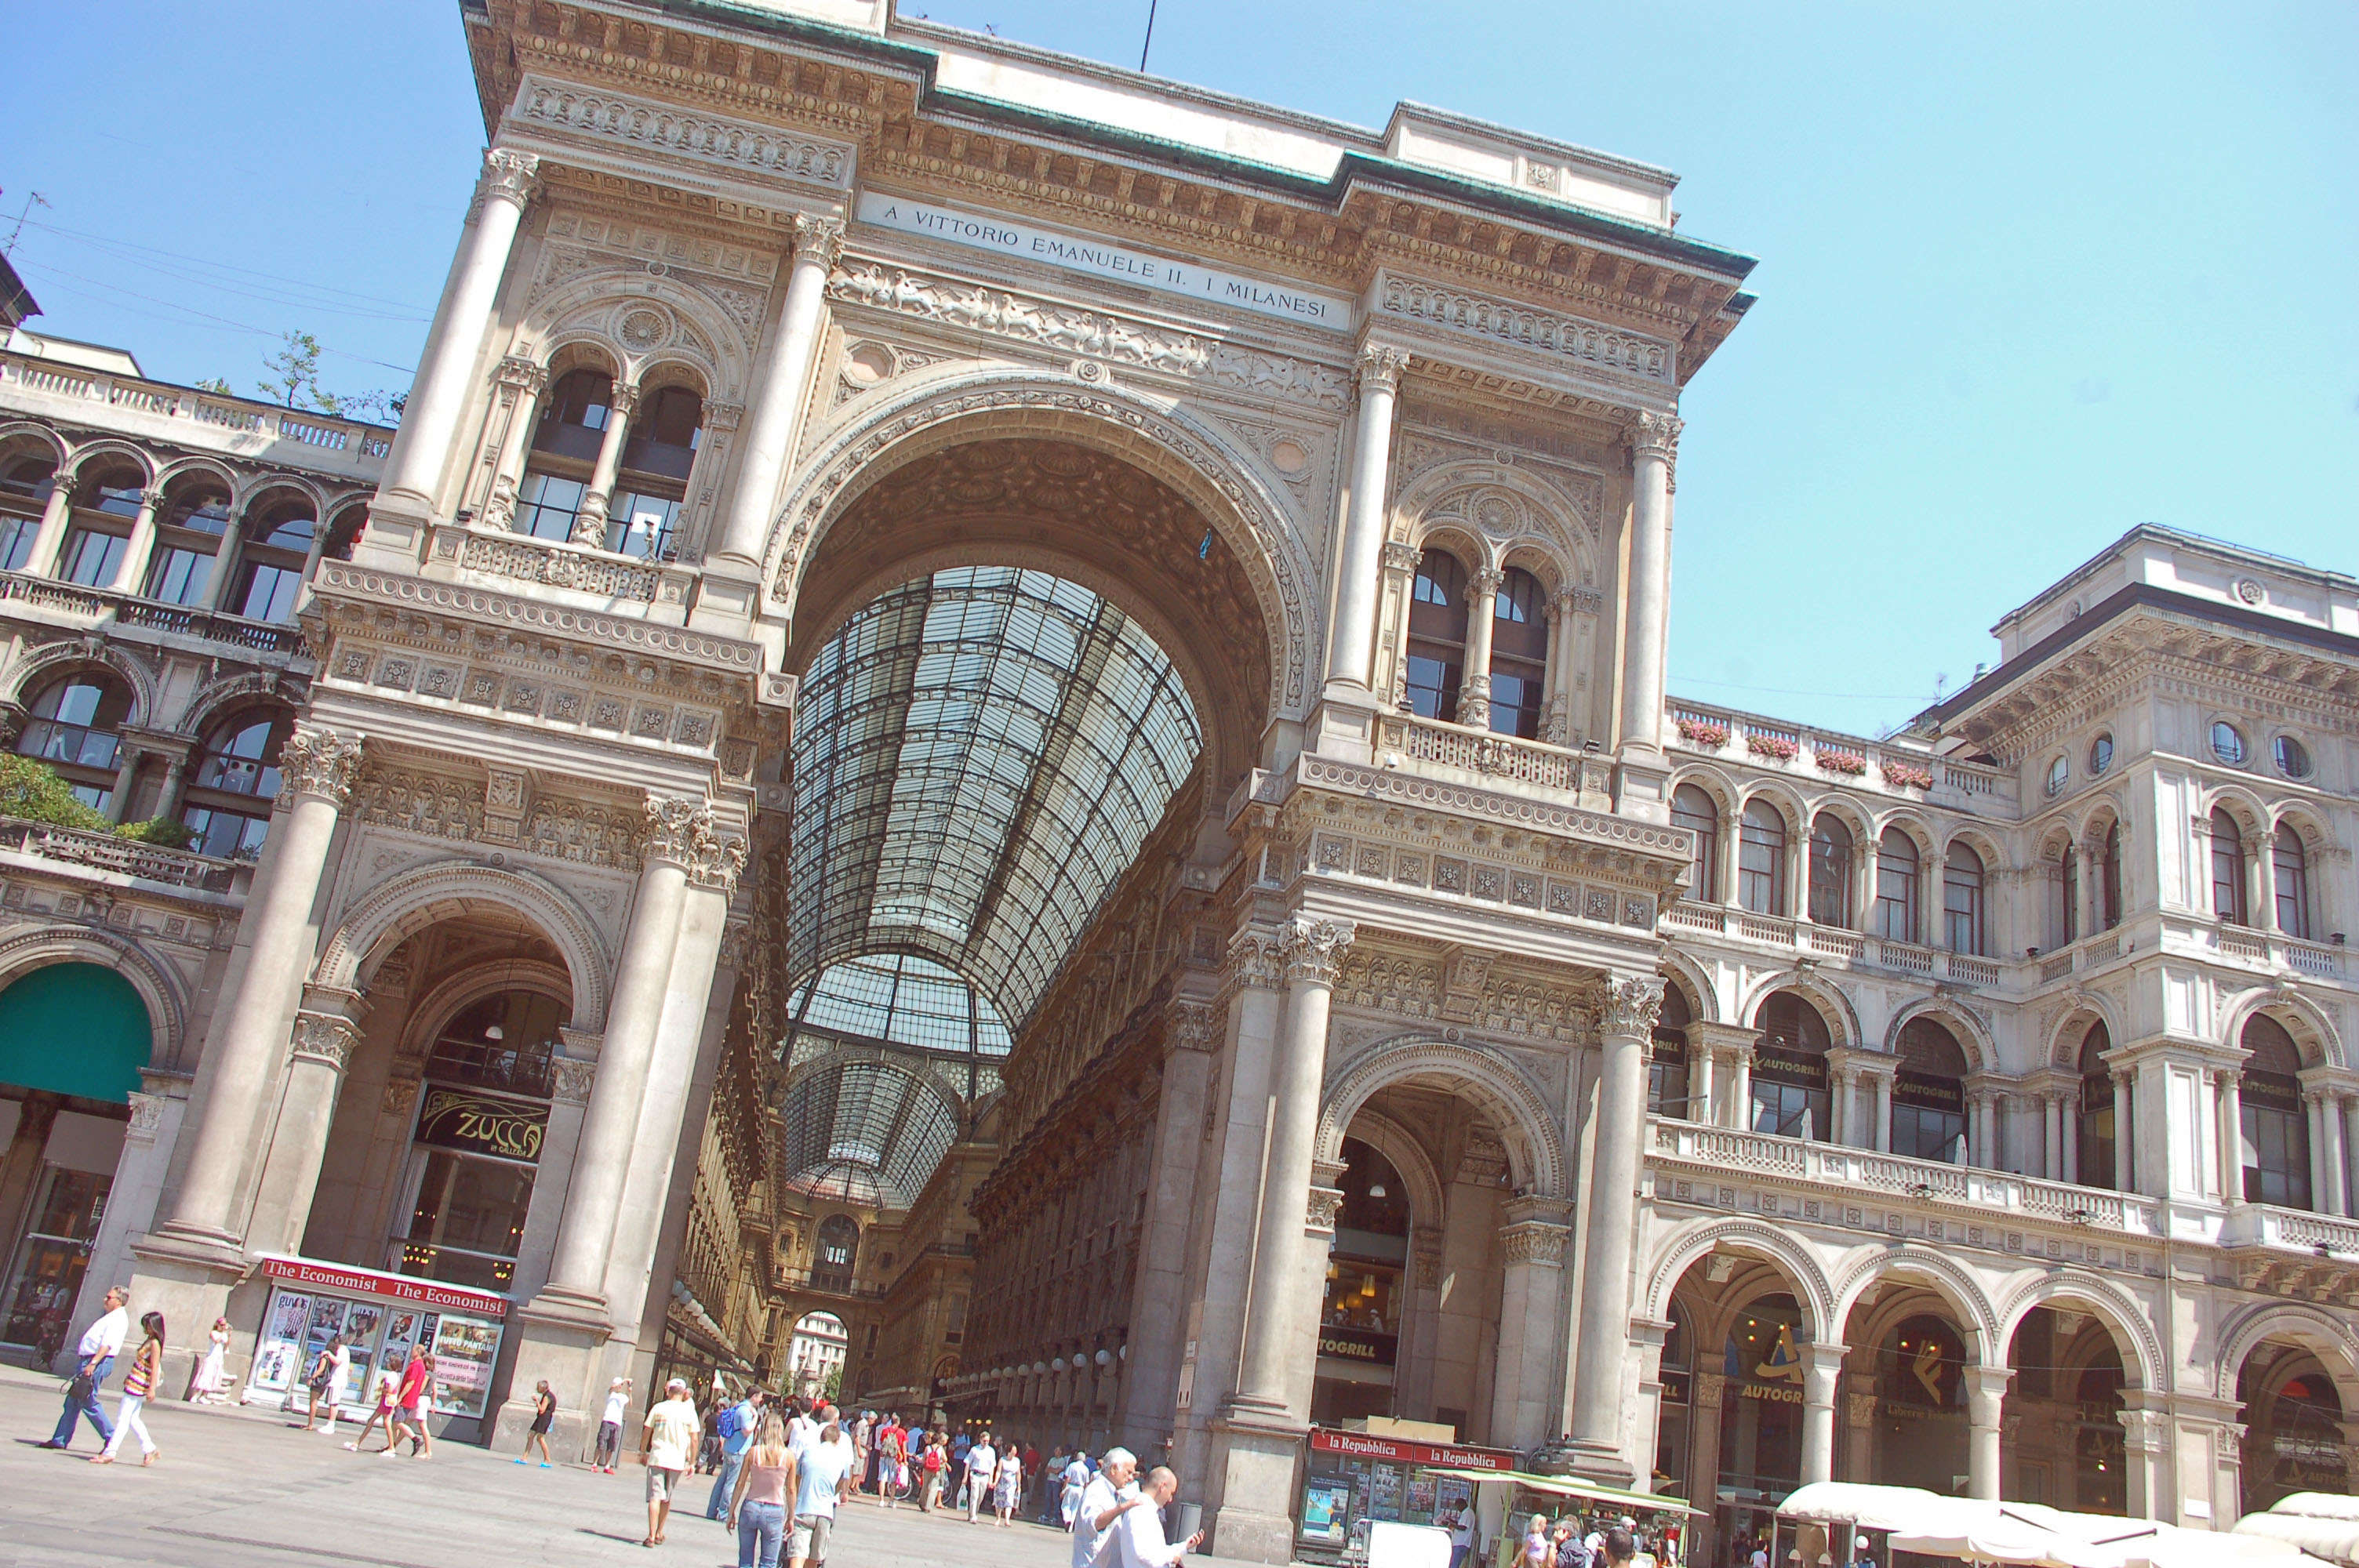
xmin=1308 ymin=1428 xmax=1518 ymax=1472
xmin=259 ymin=1256 xmax=509 ymax=1319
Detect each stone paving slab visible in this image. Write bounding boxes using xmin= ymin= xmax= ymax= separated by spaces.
xmin=0 ymin=1363 xmax=1272 ymax=1567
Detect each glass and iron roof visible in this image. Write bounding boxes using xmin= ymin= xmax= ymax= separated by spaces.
xmin=776 ymin=566 xmax=1198 ymax=1209
xmin=787 ymin=565 xmax=1200 ymax=1032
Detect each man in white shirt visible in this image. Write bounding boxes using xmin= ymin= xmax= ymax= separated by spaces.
xmin=1073 ymin=1446 xmax=1143 ymax=1568
xmin=641 ymin=1376 xmax=703 ymax=1548
xmin=1448 ymin=1507 xmax=1477 ymax=1568
xmin=1100 ymin=1466 xmax=1201 ymax=1568
xmin=595 ymin=1377 xmax=631 ymax=1473
xmin=40 ymin=1286 xmax=127 ymax=1450
xmin=790 ymin=1417 xmax=857 ymax=1568
xmin=964 ymin=1435 xmax=998 ymax=1522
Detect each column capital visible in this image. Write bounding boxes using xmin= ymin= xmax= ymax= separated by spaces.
xmin=640 ymin=793 xmax=713 ymax=869
xmin=475 ymin=146 xmax=542 ymax=212
xmin=1281 ymin=916 xmax=1356 ymax=985
xmin=1355 ymin=341 xmax=1411 ymax=394
xmin=686 ymin=824 xmax=747 ymax=895
xmin=1168 ymin=1000 xmax=1221 ymax=1054
xmin=1499 ymin=1218 xmax=1571 ymax=1266
xmin=1227 ymin=924 xmax=1287 ymax=992
xmin=278 ymin=724 xmax=365 ymax=809
xmin=1601 ymin=975 xmax=1667 ymax=1040
xmin=550 ymin=1054 xmax=598 ymax=1105
xmin=1628 ymin=408 xmax=1683 ymax=462
xmin=1466 ymin=565 xmax=1505 ymax=600
xmin=792 ymin=212 xmax=847 ymax=267
xmin=1380 ymin=539 xmax=1422 ymax=575
xmin=289 ymin=1011 xmax=361 ymax=1073
xmin=493 ymin=354 xmax=548 ymax=394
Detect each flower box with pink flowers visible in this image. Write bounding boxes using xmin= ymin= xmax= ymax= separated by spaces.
xmin=1881 ymin=760 xmax=1935 ymax=789
xmin=1815 ymin=749 xmax=1868 ymax=775
xmin=1676 ymin=717 xmax=1730 ymax=747
xmin=1744 ymin=731 xmax=1799 ymax=760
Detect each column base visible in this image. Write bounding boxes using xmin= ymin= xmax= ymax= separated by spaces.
xmin=1204 ymin=1406 xmax=1309 ymax=1564
xmin=125 ymin=1227 xmax=266 ymax=1394
xmin=1307 ymin=688 xmax=1379 ymax=765
xmin=494 ymin=1290 xmax=616 ymax=1456
xmin=1548 ymin=1436 xmax=1641 ymax=1488
xmin=689 ymin=558 xmax=763 ymax=634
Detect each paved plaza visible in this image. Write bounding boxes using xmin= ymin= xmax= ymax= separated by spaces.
xmin=0 ymin=1365 xmax=1255 ymax=1568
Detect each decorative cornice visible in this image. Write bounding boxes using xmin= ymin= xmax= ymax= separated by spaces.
xmin=278 ymin=724 xmax=365 ymax=810
xmin=510 ymin=74 xmax=853 ymax=193
xmin=1281 ymin=916 xmax=1357 ymax=987
xmin=1602 ymin=975 xmax=1667 ymax=1040
xmin=1293 ymin=755 xmax=1693 ymax=866
xmin=1378 ymin=271 xmax=1674 ymax=385
xmin=313 ymin=561 xmax=761 ymax=672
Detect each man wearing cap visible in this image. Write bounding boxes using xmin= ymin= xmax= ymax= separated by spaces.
xmin=1072 ymin=1446 xmax=1146 ymax=1568
xmin=641 ymin=1376 xmax=703 ymax=1548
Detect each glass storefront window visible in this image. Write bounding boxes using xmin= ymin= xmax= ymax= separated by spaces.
xmin=0 ymin=1167 xmax=111 ymax=1355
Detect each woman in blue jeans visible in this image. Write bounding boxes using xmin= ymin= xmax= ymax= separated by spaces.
xmin=725 ymin=1414 xmax=799 ymax=1568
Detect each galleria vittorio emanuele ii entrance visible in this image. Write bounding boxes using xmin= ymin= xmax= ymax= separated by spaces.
xmin=0 ymin=3 xmax=2339 ymax=1564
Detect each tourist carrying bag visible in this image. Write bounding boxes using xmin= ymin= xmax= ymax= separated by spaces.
xmin=66 ymin=1369 xmax=93 ymax=1404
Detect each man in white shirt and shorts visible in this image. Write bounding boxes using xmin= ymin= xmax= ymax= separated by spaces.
xmin=791 ymin=1415 xmax=857 ymax=1568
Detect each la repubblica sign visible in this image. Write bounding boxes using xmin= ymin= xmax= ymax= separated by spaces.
xmin=855 ymin=191 xmax=1354 ymax=331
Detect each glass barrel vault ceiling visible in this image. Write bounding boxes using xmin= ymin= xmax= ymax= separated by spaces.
xmin=776 ymin=565 xmax=1201 ymax=1207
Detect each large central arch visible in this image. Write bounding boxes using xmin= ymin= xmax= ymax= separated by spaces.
xmin=763 ymin=366 xmax=1321 ymax=742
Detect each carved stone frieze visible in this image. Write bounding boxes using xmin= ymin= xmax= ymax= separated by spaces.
xmin=825 ymin=260 xmax=1348 ymax=410
xmin=511 ymin=75 xmax=853 ymax=192
xmin=522 ymin=797 xmax=642 ymax=870
xmin=1378 ymin=272 xmax=1673 ymax=384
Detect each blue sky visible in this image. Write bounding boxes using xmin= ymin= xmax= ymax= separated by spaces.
xmin=9 ymin=2 xmax=2353 ymax=739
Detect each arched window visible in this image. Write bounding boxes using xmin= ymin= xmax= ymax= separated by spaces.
xmin=1671 ymin=784 xmax=1718 ymax=904
xmin=1752 ymin=991 xmax=1831 ymax=1140
xmin=147 ymin=475 xmax=232 ymax=605
xmin=1654 ymin=1300 xmax=1692 ymax=1499
xmin=2274 ymin=826 xmax=2311 ymax=941
xmin=1943 ymin=841 xmax=1987 ymax=955
xmin=1739 ymin=800 xmax=1787 ymax=915
xmin=2211 ymin=809 xmax=2248 ymax=926
xmin=1893 ymin=1017 xmax=1969 ymax=1163
xmin=0 ymin=453 xmax=59 ymax=570
xmin=1485 ymin=566 xmax=1548 ymax=739
xmin=58 ymin=460 xmax=147 ymax=589
xmin=2059 ymin=844 xmax=2081 ymax=946
xmin=1403 ymin=549 xmax=1469 ymax=723
xmin=2240 ymin=1014 xmax=2310 ymax=1210
xmin=400 ymin=989 xmax=569 ymax=1295
xmin=1718 ymin=1294 xmax=1805 ymax=1501
xmin=2076 ymin=1022 xmax=2117 ymax=1191
xmin=1808 ymin=814 xmax=1852 ymax=927
xmin=182 ymin=709 xmax=294 ymax=859
xmin=1874 ymin=828 xmax=1919 ymax=942
xmin=17 ymin=673 xmax=132 ymax=811
xmin=813 ymin=1214 xmax=861 ymax=1292
xmin=229 ymin=497 xmax=315 ymax=622
xmin=1649 ymin=983 xmax=1692 ymax=1118
xmin=2100 ymin=822 xmax=2124 ymax=930
xmin=607 ymin=383 xmax=703 ymax=560
xmin=516 ymin=367 xmax=613 ymax=542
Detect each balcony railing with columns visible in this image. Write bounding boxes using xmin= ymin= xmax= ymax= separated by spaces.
xmin=1666 ymin=697 xmax=2016 ymax=813
xmin=0 ymin=815 xmax=242 ymax=894
xmin=1648 ymin=1116 xmax=2166 ymax=1240
xmin=0 ymin=571 xmax=312 ymax=657
xmin=0 ymin=349 xmax=393 ymax=467
xmin=1372 ymin=710 xmax=1612 ymax=801
xmin=1661 ymin=900 xmax=2006 ymax=990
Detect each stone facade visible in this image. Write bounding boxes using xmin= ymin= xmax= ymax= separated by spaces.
xmin=0 ymin=4 xmax=2339 ymax=1563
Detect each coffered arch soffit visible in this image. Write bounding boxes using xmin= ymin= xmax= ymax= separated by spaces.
xmin=763 ymin=365 xmax=1320 ymax=724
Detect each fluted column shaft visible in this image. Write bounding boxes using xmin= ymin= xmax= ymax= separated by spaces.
xmin=1617 ymin=412 xmax=1678 ymax=750
xmin=540 ymin=798 xmax=702 ymax=1304
xmin=1569 ymin=977 xmax=1664 ymax=1473
xmin=156 ymin=725 xmax=364 ymax=1243
xmin=712 ymin=214 xmax=842 ymax=566
xmin=380 ymin=148 xmax=540 ymax=512
xmin=1230 ymin=917 xmax=1353 ymax=1413
xmin=1324 ymin=345 xmax=1408 ymax=694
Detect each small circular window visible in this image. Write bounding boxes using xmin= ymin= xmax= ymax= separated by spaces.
xmin=2274 ymin=735 xmax=2313 ymax=779
xmin=2088 ymin=734 xmax=2114 ymax=776
xmin=2045 ymin=756 xmax=2069 ymax=797
xmin=2211 ymin=721 xmax=2248 ymax=766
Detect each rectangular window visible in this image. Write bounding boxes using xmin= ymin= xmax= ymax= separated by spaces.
xmin=1874 ymin=860 xmax=1917 ymax=943
xmin=603 ymin=491 xmax=679 ymax=559
xmin=1891 ymin=1105 xmax=1966 ymax=1163
xmin=514 ymin=472 xmax=586 ymax=542
xmin=0 ymin=514 xmax=38 ymax=572
xmin=59 ymin=528 xmax=128 ymax=588
xmin=1943 ymin=877 xmax=1984 ymax=956
xmin=406 ymin=1149 xmax=535 ymax=1261
xmin=182 ymin=806 xmax=270 ymax=859
xmin=1738 ymin=835 xmax=1783 ymax=915
xmin=236 ymin=562 xmax=304 ymax=622
xmin=1402 ymin=652 xmax=1459 ymax=722
xmin=1487 ymin=668 xmax=1543 ymax=739
xmin=146 ymin=546 xmax=214 ymax=606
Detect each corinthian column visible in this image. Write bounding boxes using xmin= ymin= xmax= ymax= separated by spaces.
xmin=533 ymin=795 xmax=701 ymax=1314
xmin=572 ymin=381 xmax=640 ymax=546
xmin=711 ymin=213 xmax=845 ymax=568
xmin=1568 ymin=975 xmax=1663 ymax=1479
xmin=380 ymin=148 xmax=540 ymax=515
xmin=1324 ymin=344 xmax=1409 ymax=695
xmin=1230 ymin=916 xmax=1355 ymax=1414
xmin=148 ymin=724 xmax=365 ymax=1255
xmin=1618 ymin=412 xmax=1679 ymax=752
xmin=1457 ymin=566 xmax=1504 ymax=730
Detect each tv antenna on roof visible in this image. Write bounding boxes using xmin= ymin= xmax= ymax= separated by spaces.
xmin=1140 ymin=0 xmax=1158 ymax=72
xmin=2 ymin=190 xmax=50 ymax=258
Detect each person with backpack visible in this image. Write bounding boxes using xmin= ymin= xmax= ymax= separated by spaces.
xmin=708 ymin=1388 xmax=766 ymax=1519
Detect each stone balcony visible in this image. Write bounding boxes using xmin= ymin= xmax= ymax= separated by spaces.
xmin=1662 ymin=898 xmax=2007 ymax=990
xmin=1369 ymin=709 xmax=1616 ymax=809
xmin=0 ymin=348 xmax=392 ymax=479
xmin=1665 ymin=698 xmax=2017 ymax=816
xmin=0 ymin=570 xmax=313 ymax=660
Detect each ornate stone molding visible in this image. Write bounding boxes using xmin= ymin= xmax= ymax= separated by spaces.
xmin=1377 ymin=272 xmax=1673 ymax=383
xmin=1357 ymin=342 xmax=1411 ymax=394
xmin=1499 ymin=1219 xmax=1570 ymax=1266
xmin=1602 ymin=975 xmax=1667 ymax=1039
xmin=278 ymin=724 xmax=365 ymax=810
xmin=510 ymin=75 xmax=852 ymax=191
xmin=291 ymin=1011 xmax=361 ymax=1073
xmin=1169 ymin=1000 xmax=1220 ymax=1054
xmin=1281 ymin=916 xmax=1356 ymax=987
xmin=551 ymin=1054 xmax=598 ymax=1105
xmin=1228 ymin=926 xmax=1286 ymax=992
xmin=794 ymin=213 xmax=848 ymax=267
xmin=642 ymin=794 xmax=711 ymax=869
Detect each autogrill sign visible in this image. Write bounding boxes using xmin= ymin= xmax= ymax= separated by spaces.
xmin=856 ymin=191 xmax=1353 ymax=331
